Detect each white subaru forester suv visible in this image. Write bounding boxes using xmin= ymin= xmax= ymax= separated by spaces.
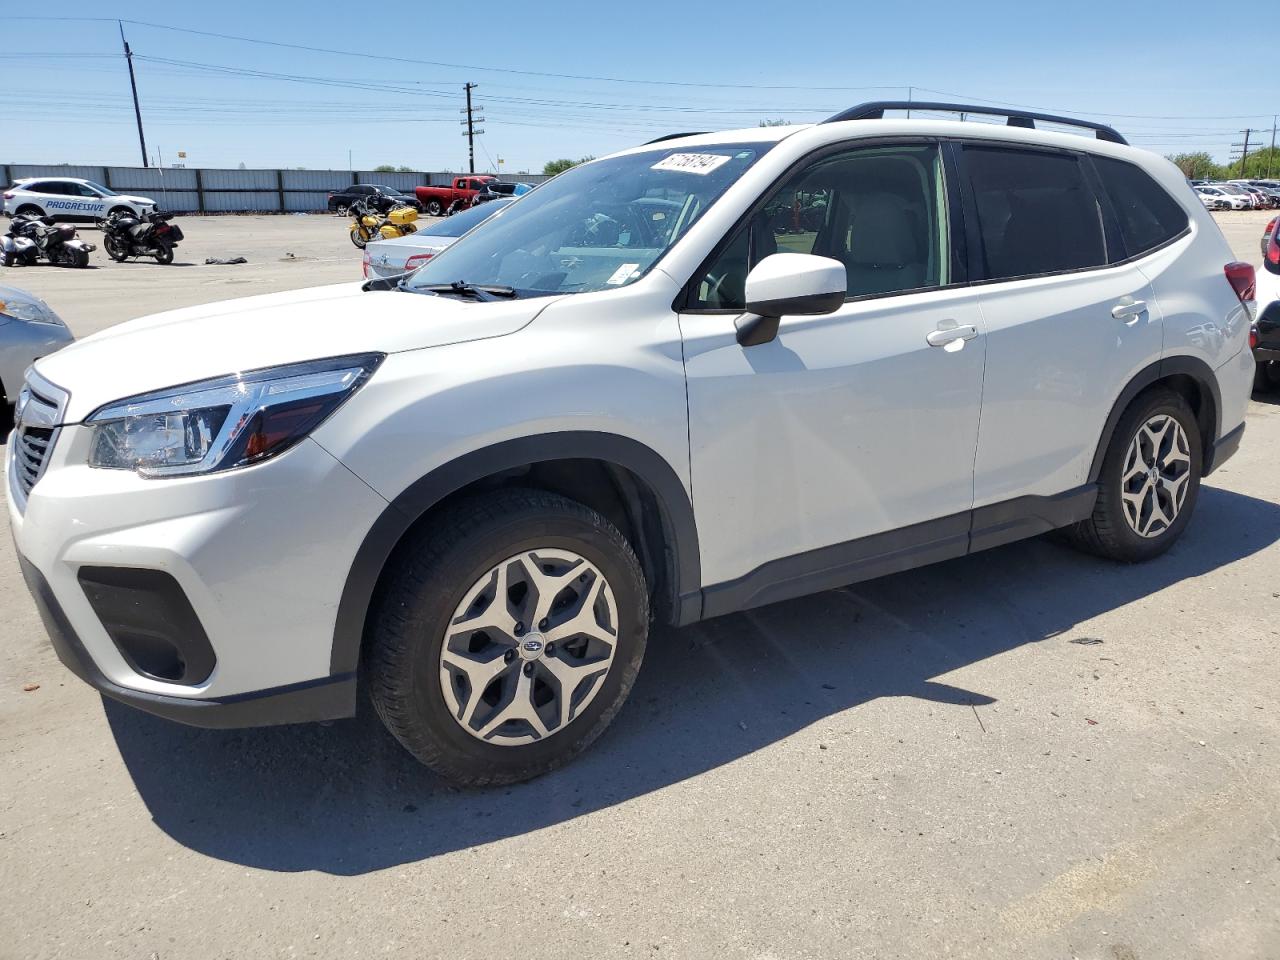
xmin=8 ymin=103 xmax=1255 ymax=785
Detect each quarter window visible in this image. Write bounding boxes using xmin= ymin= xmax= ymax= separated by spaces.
xmin=1092 ymin=156 xmax=1189 ymax=259
xmin=692 ymin=143 xmax=949 ymax=309
xmin=962 ymin=146 xmax=1106 ymax=281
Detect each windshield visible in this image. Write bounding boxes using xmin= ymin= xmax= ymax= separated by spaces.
xmin=406 ymin=143 xmax=772 ymax=296
xmin=84 ymin=181 xmax=118 ymax=196
xmin=424 ymin=200 xmax=512 ymax=238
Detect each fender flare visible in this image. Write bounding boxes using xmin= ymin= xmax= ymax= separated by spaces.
xmin=1087 ymin=354 xmax=1222 ymax=482
xmin=330 ymin=431 xmax=702 ymax=675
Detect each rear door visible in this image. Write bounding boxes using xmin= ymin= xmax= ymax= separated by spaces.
xmin=958 ymin=143 xmax=1163 ymax=510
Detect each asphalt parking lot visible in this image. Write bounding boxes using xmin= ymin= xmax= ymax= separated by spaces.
xmin=1 ymin=210 xmax=1278 ymax=959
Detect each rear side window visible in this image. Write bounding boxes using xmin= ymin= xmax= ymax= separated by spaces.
xmin=963 ymin=146 xmax=1106 ymax=281
xmin=1091 ymin=156 xmax=1189 ymax=259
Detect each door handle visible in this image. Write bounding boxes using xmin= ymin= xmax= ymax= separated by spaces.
xmin=1111 ymin=299 xmax=1148 ymax=321
xmin=926 ymin=324 xmax=978 ymax=347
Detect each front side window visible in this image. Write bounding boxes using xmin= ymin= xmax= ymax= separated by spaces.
xmin=690 ymin=143 xmax=949 ymax=310
xmin=1092 ymin=156 xmax=1188 ymax=259
xmin=406 ymin=143 xmax=771 ymax=297
xmin=83 ymin=180 xmax=118 ymax=197
xmin=963 ymin=146 xmax=1106 ymax=280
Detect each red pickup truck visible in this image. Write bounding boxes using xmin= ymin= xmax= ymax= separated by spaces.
xmin=415 ymin=175 xmax=498 ymax=216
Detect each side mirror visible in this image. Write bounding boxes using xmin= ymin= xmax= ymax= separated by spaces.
xmin=736 ymin=253 xmax=846 ymax=346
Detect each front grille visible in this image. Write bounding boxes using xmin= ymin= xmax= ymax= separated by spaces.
xmin=9 ymin=373 xmax=68 ymax=511
xmin=14 ymin=426 xmax=54 ymax=497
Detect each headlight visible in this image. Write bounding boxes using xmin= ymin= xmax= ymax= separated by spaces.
xmin=0 ymin=295 xmax=65 ymax=326
xmin=86 ymin=354 xmax=383 ymax=477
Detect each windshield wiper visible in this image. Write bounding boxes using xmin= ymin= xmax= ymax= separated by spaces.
xmin=414 ymin=280 xmax=518 ymax=301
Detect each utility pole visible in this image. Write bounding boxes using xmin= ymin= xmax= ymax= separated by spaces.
xmin=118 ymin=21 xmax=148 ymax=168
xmin=906 ymin=85 xmax=913 ymax=119
xmin=1230 ymin=129 xmax=1253 ymax=179
xmin=1269 ymin=117 xmax=1277 ymax=180
xmin=461 ymin=83 xmax=484 ymax=175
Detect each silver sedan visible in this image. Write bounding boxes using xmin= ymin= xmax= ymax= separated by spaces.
xmin=0 ymin=285 xmax=75 ymax=412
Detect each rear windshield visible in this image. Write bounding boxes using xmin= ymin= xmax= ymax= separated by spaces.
xmin=423 ymin=200 xmax=512 ymax=238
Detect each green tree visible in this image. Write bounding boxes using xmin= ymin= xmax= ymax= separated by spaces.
xmin=759 ymin=118 xmax=793 ymax=127
xmin=1165 ymin=152 xmax=1227 ymax=180
xmin=373 ymin=164 xmax=398 ymax=173
xmin=542 ymin=156 xmax=595 ymax=176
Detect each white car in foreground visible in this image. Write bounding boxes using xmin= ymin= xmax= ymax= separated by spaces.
xmin=362 ymin=199 xmax=512 ymax=280
xmin=3 ymin=178 xmax=158 ymax=223
xmin=8 ymin=102 xmax=1254 ymax=785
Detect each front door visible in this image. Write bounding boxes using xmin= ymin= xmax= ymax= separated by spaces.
xmin=679 ymin=142 xmax=987 ymax=602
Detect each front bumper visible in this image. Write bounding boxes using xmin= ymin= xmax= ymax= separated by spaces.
xmin=8 ymin=426 xmax=388 ymax=726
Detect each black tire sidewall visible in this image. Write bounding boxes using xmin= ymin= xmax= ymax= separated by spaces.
xmin=371 ymin=498 xmax=649 ymax=784
xmin=1098 ymin=390 xmax=1202 ymax=560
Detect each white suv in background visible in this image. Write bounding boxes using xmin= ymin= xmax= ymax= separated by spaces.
xmin=8 ymin=102 xmax=1254 ymax=785
xmin=3 ymin=177 xmax=158 ymax=222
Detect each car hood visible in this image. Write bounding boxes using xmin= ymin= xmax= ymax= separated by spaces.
xmin=114 ymin=194 xmax=155 ymax=205
xmin=34 ymin=282 xmax=555 ymax=422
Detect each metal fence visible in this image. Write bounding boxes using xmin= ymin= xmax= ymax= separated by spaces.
xmin=0 ymin=164 xmax=553 ymax=214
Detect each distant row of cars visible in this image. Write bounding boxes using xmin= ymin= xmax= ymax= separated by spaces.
xmin=1193 ymin=179 xmax=1280 ymax=211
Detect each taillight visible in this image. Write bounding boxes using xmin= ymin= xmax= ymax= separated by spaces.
xmin=2 ymin=193 xmax=12 ymax=200
xmin=1225 ymin=262 xmax=1256 ymax=303
xmin=404 ymin=252 xmax=434 ymax=270
xmin=361 ymin=251 xmax=370 ymax=278
xmin=1250 ymin=324 xmax=1259 ymax=350
xmin=1268 ymin=225 xmax=1280 ymax=267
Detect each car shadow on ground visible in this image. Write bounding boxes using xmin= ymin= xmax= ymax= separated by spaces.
xmin=104 ymin=485 xmax=1280 ymax=875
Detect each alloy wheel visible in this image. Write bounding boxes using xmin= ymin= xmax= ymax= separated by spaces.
xmin=1121 ymin=414 xmax=1192 ymax=538
xmin=439 ymin=548 xmax=619 ymax=746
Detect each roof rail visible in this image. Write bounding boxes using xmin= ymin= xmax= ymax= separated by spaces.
xmin=643 ymin=132 xmax=710 ymax=145
xmin=823 ymin=101 xmax=1127 ymax=145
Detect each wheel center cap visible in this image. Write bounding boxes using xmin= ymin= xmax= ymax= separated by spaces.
xmin=519 ymin=633 xmax=546 ymax=661
xmin=1149 ymin=467 xmax=1160 ymax=482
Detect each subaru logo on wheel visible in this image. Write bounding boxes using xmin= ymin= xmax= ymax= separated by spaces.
xmin=522 ymin=638 xmax=543 ymax=655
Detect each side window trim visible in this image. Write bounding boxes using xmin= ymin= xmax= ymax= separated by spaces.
xmin=952 ymin=139 xmax=1114 ymax=286
xmin=678 ymin=136 xmax=953 ymax=314
xmin=1079 ymin=153 xmax=1126 ymax=263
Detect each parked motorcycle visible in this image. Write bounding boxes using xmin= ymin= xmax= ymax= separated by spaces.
xmin=102 ymin=209 xmax=184 ymax=264
xmin=348 ymin=196 xmax=418 ymax=249
xmin=2 ymin=213 xmax=95 ymax=268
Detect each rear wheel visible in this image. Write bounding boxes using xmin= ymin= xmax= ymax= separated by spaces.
xmin=1065 ymin=388 xmax=1201 ymax=562
xmin=57 ymin=247 xmax=89 ymax=268
xmin=367 ymin=489 xmax=650 ymax=786
xmin=153 ymin=244 xmax=174 ymax=265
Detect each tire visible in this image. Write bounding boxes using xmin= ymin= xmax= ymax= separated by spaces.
xmin=154 ymin=244 xmax=174 ymax=265
xmin=2 ymin=251 xmax=12 ymax=268
xmin=367 ymin=488 xmax=650 ymax=786
xmin=107 ymin=206 xmax=133 ymax=219
xmin=57 ymin=247 xmax=89 ymax=268
xmin=425 ymin=199 xmax=443 ymax=217
xmin=1064 ymin=387 xmax=1202 ymax=562
xmin=14 ymin=205 xmax=43 ymax=218
xmin=350 ymin=227 xmax=369 ymax=249
xmin=1255 ymin=362 xmax=1272 ymax=393
xmin=104 ymin=236 xmax=130 ymax=262
xmin=335 ymin=204 xmax=349 ymax=217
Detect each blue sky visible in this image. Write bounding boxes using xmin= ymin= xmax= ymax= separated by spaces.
xmin=3 ymin=0 xmax=1276 ymax=174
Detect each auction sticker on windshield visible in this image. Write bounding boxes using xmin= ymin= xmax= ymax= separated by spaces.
xmin=651 ymin=153 xmax=732 ymax=175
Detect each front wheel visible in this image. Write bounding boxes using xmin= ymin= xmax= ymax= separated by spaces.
xmin=335 ymin=204 xmax=349 ymax=217
xmin=425 ymin=199 xmax=443 ymax=217
xmin=58 ymin=247 xmax=89 ymax=268
xmin=1064 ymin=388 xmax=1201 ymax=562
xmin=350 ymin=226 xmax=369 ymax=249
xmin=367 ymin=489 xmax=650 ymax=786
xmin=104 ymin=236 xmax=130 ymax=262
